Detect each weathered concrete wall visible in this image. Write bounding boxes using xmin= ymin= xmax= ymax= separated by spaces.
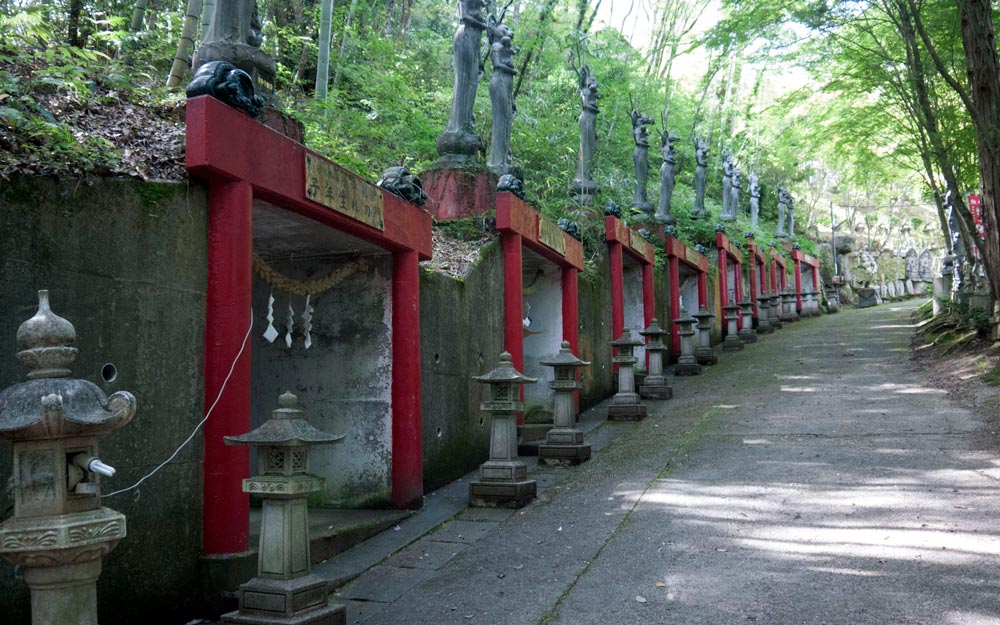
xmin=576 ymin=249 xmax=616 ymax=411
xmin=622 ymin=260 xmax=646 ymax=363
xmin=0 ymin=176 xmax=207 ymax=625
xmin=250 ymin=254 xmax=393 ymax=508
xmin=419 ymin=242 xmax=505 ymax=492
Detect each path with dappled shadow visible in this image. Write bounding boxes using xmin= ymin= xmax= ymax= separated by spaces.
xmin=338 ymin=300 xmax=1000 ymax=625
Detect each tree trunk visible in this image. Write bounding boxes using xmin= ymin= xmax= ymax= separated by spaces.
xmin=958 ymin=0 xmax=1000 ymax=302
xmin=131 ymin=0 xmax=150 ymax=31
xmin=68 ymin=0 xmax=83 ymax=46
xmin=166 ymin=0 xmax=204 ymax=87
xmin=315 ymin=0 xmax=334 ymax=99
xmin=382 ymin=0 xmax=396 ymax=36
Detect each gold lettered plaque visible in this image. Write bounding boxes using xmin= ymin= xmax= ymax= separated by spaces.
xmin=628 ymin=229 xmax=638 ymax=251
xmin=304 ymin=153 xmax=385 ymax=231
xmin=685 ymin=246 xmax=702 ymax=266
xmin=538 ymin=218 xmax=566 ymax=256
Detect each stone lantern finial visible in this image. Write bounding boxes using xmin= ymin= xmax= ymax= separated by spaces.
xmin=16 ymin=290 xmax=78 ymax=380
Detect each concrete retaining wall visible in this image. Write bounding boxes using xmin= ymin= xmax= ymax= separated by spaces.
xmin=0 ymin=175 xmax=208 ymax=624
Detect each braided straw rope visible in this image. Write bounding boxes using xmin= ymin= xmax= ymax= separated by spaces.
xmin=252 ymin=255 xmax=369 ymax=296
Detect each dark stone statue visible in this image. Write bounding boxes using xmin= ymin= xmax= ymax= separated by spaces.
xmin=496 ymin=173 xmax=525 ymax=199
xmin=605 ymin=199 xmax=622 ymax=218
xmin=727 ymin=166 xmax=741 ymax=221
xmin=558 ymin=217 xmax=581 ymax=240
xmin=487 ymin=17 xmax=516 ymax=175
xmin=721 ymin=151 xmax=734 ymax=220
xmin=775 ymin=185 xmax=789 ymax=238
xmin=377 ymin=166 xmax=428 ymax=206
xmin=787 ymin=192 xmax=795 ymax=236
xmin=193 ymin=0 xmax=275 ymax=98
xmin=692 ymin=136 xmax=709 ymax=219
xmin=436 ymin=0 xmax=487 ymax=164
xmin=630 ymin=110 xmax=655 ymax=215
xmin=571 ymin=65 xmax=600 ymax=205
xmin=655 ymin=131 xmax=679 ymax=225
xmin=186 ymin=61 xmax=264 ymax=117
xmin=748 ymin=173 xmax=761 ymax=229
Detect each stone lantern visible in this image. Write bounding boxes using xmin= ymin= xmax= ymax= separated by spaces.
xmin=469 ymin=352 xmax=538 ymax=508
xmin=692 ymin=307 xmax=718 ymax=365
xmin=608 ymin=329 xmax=647 ymax=421
xmin=780 ymin=289 xmax=799 ymax=323
xmin=638 ymin=319 xmax=672 ymax=399
xmin=769 ymin=292 xmax=783 ymax=329
xmin=721 ymin=304 xmax=744 ymax=351
xmin=757 ymin=295 xmax=774 ymax=334
xmin=825 ymin=286 xmax=840 ymax=313
xmin=0 ymin=290 xmax=137 ymax=625
xmin=673 ymin=316 xmax=702 ymax=375
xmin=738 ymin=300 xmax=757 ymax=344
xmin=223 ymin=391 xmax=346 ymax=625
xmin=538 ymin=341 xmax=591 ymax=466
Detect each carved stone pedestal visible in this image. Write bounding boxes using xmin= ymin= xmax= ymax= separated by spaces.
xmin=469 ymin=457 xmax=537 ymax=508
xmin=722 ymin=305 xmax=744 ymax=352
xmin=738 ymin=301 xmax=757 ymax=344
xmin=692 ymin=307 xmax=718 ymax=365
xmin=225 ymin=576 xmax=345 ymax=625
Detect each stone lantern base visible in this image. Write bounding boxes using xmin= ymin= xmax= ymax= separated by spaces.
xmin=673 ymin=358 xmax=702 ymax=375
xmin=539 ymin=427 xmax=592 ymax=465
xmin=694 ymin=347 xmax=718 ymax=366
xmin=639 ymin=374 xmax=673 ymax=399
xmin=738 ymin=326 xmax=757 ymax=344
xmin=469 ymin=460 xmax=536 ymax=508
xmin=722 ymin=331 xmax=743 ymax=351
xmin=223 ymin=574 xmax=345 ymax=625
xmin=607 ymin=400 xmax=647 ymax=421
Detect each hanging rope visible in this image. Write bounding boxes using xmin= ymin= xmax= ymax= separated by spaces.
xmin=253 ymin=255 xmax=368 ymax=296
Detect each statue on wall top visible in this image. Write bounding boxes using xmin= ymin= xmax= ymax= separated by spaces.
xmin=748 ymin=173 xmax=761 ymax=229
xmin=721 ymin=151 xmax=734 ymax=220
xmin=655 ymin=131 xmax=680 ymax=225
xmin=630 ymin=109 xmax=655 ymax=215
xmin=786 ymin=191 xmax=796 ymax=237
xmin=692 ymin=136 xmax=709 ymax=219
xmin=436 ymin=0 xmax=488 ymax=164
xmin=571 ymin=65 xmax=600 ymax=205
xmin=726 ymin=166 xmax=741 ymax=221
xmin=487 ymin=15 xmax=517 ymax=176
xmin=775 ymin=185 xmax=788 ymax=238
xmin=193 ymin=0 xmax=276 ymax=100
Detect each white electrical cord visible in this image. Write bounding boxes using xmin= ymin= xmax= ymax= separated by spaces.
xmin=102 ymin=309 xmax=254 ymax=498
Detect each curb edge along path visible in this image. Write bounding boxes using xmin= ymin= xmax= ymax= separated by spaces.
xmin=338 ymin=301 xmax=1000 ymax=625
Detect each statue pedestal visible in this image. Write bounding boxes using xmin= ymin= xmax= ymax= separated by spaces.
xmin=224 ymin=575 xmax=345 ymax=625
xmin=422 ymin=168 xmax=498 ymax=220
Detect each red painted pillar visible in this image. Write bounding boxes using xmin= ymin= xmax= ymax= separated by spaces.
xmin=795 ymin=259 xmax=803 ymax=312
xmin=770 ymin=261 xmax=778 ymax=296
xmin=502 ymin=233 xmax=524 ymax=424
xmin=717 ymin=249 xmax=729 ymax=307
xmin=562 ymin=265 xmax=580 ymax=411
xmin=749 ymin=260 xmax=759 ymax=316
xmin=203 ymin=180 xmax=252 ymax=556
xmin=668 ymin=255 xmax=681 ymax=355
xmin=392 ymin=249 xmax=423 ymax=509
xmin=608 ymin=241 xmax=624 ymax=340
xmin=813 ymin=264 xmax=821 ymax=294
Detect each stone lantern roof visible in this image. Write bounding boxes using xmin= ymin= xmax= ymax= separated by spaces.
xmin=609 ymin=328 xmax=643 ymax=348
xmin=639 ymin=319 xmax=667 ymax=340
xmin=472 ymin=352 xmax=537 ymax=385
xmin=539 ymin=341 xmax=590 ymax=368
xmin=225 ymin=391 xmax=343 ymax=447
xmin=0 ymin=290 xmax=136 ymax=439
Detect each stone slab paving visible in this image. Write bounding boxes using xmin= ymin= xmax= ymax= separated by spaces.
xmin=332 ymin=300 xmax=1000 ymax=625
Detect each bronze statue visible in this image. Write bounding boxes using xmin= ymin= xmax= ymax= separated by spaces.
xmin=655 ymin=131 xmax=679 ymax=225
xmin=487 ymin=16 xmax=516 ymax=175
xmin=571 ymin=65 xmax=600 ymax=205
xmin=692 ymin=136 xmax=709 ymax=219
xmin=630 ymin=109 xmax=655 ymax=215
xmin=436 ymin=0 xmax=487 ymax=164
